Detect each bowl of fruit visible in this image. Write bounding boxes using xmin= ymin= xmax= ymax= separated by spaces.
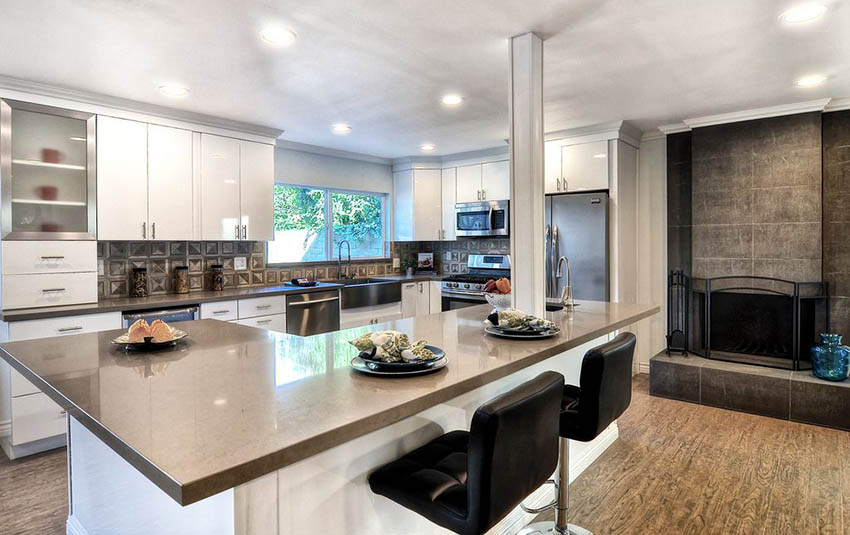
xmin=483 ymin=278 xmax=512 ymax=311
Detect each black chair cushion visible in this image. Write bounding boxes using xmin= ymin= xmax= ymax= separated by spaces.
xmin=561 ymin=332 xmax=636 ymax=442
xmin=369 ymin=371 xmax=565 ymax=535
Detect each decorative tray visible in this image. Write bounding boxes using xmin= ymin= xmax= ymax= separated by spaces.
xmin=351 ymin=345 xmax=447 ymax=376
xmin=111 ymin=329 xmax=189 ymax=350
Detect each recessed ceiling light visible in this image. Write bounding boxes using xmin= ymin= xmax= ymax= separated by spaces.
xmin=261 ymin=26 xmax=297 ymax=46
xmin=158 ymin=84 xmax=190 ymax=98
xmin=592 ymin=153 xmax=607 ymax=159
xmin=780 ymin=3 xmax=827 ymax=23
xmin=795 ymin=74 xmax=826 ymax=88
xmin=331 ymin=123 xmax=352 ymax=135
xmin=441 ymin=94 xmax=463 ymax=107
xmin=420 ymin=143 xmax=436 ymax=152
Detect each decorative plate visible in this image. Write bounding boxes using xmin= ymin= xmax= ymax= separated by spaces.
xmin=111 ymin=329 xmax=189 ymax=350
xmin=484 ymin=326 xmax=560 ymax=340
xmin=358 ymin=345 xmax=446 ymax=372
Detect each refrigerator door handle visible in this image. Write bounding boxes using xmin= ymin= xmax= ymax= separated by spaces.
xmin=552 ymin=224 xmax=559 ymax=298
xmin=544 ymin=225 xmax=551 ymax=296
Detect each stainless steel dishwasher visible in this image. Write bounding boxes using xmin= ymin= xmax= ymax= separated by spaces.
xmin=122 ymin=306 xmax=200 ymax=327
xmin=286 ymin=290 xmax=340 ymax=336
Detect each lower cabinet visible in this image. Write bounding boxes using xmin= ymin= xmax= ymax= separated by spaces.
xmin=237 ymin=313 xmax=286 ymax=333
xmin=200 ymin=300 xmax=239 ymax=321
xmin=340 ymin=302 xmax=403 ymax=329
xmin=402 ymin=281 xmax=442 ymax=318
xmin=0 ymin=311 xmax=122 ymax=459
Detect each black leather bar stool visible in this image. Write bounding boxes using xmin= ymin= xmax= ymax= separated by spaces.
xmin=519 ymin=332 xmax=637 ymax=535
xmin=368 ymin=371 xmax=565 ymax=535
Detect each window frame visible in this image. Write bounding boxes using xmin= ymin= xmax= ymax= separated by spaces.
xmin=267 ymin=182 xmax=389 ymax=266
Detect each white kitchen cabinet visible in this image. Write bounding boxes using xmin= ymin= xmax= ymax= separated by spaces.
xmin=545 ymin=140 xmax=563 ymax=194
xmin=415 ymin=281 xmax=430 ymax=316
xmin=401 ymin=281 xmax=431 ymax=318
xmin=200 ymin=300 xmax=239 ymax=321
xmin=481 ymin=160 xmax=510 ymax=201
xmin=201 ymin=134 xmax=241 ymax=240
xmin=239 ymin=140 xmax=274 ymax=241
xmin=10 ymin=393 xmax=66 ymax=446
xmin=2 ymin=241 xmax=96 ymax=275
xmin=562 ymin=140 xmax=609 ymax=192
xmin=96 ymin=116 xmax=148 ymax=240
xmin=455 ymin=164 xmax=482 ymax=203
xmin=237 ymin=313 xmax=286 ymax=333
xmin=340 ymin=302 xmax=403 ymax=329
xmin=2 ymin=272 xmax=97 ymax=310
xmin=393 ymin=168 xmax=441 ymax=241
xmin=440 ymin=168 xmax=457 ymax=241
xmin=238 ymin=295 xmax=286 ymax=319
xmin=429 ymin=281 xmax=442 ymax=314
xmin=148 ymin=125 xmax=194 ymax=240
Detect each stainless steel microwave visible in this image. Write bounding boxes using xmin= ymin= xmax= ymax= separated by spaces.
xmin=455 ymin=200 xmax=509 ymax=237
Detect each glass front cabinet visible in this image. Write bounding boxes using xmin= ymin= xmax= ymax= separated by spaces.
xmin=0 ymin=99 xmax=96 ymax=240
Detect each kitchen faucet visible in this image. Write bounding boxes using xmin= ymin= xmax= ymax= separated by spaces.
xmin=338 ymin=240 xmax=352 ymax=279
xmin=556 ymin=256 xmax=575 ymax=308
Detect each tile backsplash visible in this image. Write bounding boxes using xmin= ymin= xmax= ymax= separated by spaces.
xmin=97 ymin=237 xmax=510 ymax=299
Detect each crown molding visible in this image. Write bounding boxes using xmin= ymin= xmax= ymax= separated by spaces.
xmin=825 ymin=97 xmax=850 ymax=112
xmin=545 ymin=120 xmax=642 ymax=148
xmin=640 ymin=130 xmax=667 ymax=142
xmin=0 ymin=74 xmax=283 ymax=141
xmin=658 ymin=122 xmax=691 ymax=134
xmin=275 ymin=139 xmax=392 ymax=166
xmin=682 ymin=99 xmax=831 ymax=129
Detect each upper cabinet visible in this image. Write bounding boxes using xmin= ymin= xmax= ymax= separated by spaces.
xmin=97 ymin=117 xmax=194 ymax=241
xmin=1 ymin=99 xmax=97 ymax=240
xmin=393 ymin=168 xmax=441 ymax=242
xmin=440 ymin=168 xmax=457 ymax=241
xmin=546 ymin=139 xmax=609 ymax=194
xmin=455 ymin=160 xmax=510 ymax=202
xmin=199 ymin=135 xmax=274 ymax=241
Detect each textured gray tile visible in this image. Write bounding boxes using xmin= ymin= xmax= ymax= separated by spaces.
xmin=649 ymin=356 xmax=701 ymax=402
xmin=265 ymin=271 xmax=278 ymax=284
xmin=237 ymin=241 xmax=251 ymax=254
xmin=221 ymin=242 xmax=235 ymax=255
xmin=149 ymin=275 xmax=167 ymax=294
xmin=751 ymin=185 xmax=821 ymax=224
xmin=149 ymin=258 xmax=167 ymax=275
xmin=752 ymin=148 xmax=821 ymax=189
xmin=692 ymin=258 xmax=752 ymax=279
xmin=150 ymin=242 xmax=168 ymax=256
xmin=169 ymin=242 xmax=187 ymax=256
xmin=187 ymin=242 xmax=203 ymax=256
xmin=253 ymin=242 xmax=264 ymax=254
xmin=129 ymin=242 xmax=149 ymax=258
xmin=108 ymin=280 xmax=127 ymax=297
xmin=751 ymin=112 xmax=821 ymax=152
xmin=188 ymin=257 xmax=203 ymax=274
xmin=251 ymin=255 xmax=264 ymax=270
xmin=189 ymin=274 xmax=203 ymax=290
xmin=251 ymin=272 xmax=264 ymax=285
xmin=692 ymin=123 xmax=753 ymax=161
xmin=237 ymin=272 xmax=251 ymax=287
xmin=107 ymin=260 xmax=127 ymax=277
xmin=753 ymin=259 xmax=822 ymax=283
xmin=692 ymin=225 xmax=753 ymax=259
xmin=829 ymin=297 xmax=850 ymax=338
xmin=108 ymin=242 xmax=128 ymax=258
xmin=667 ymin=132 xmax=692 ymax=164
xmin=790 ymin=375 xmax=850 ymax=430
xmin=700 ymin=366 xmax=790 ymax=419
xmin=692 ymin=155 xmax=753 ymax=193
xmin=204 ymin=242 xmax=219 ymax=256
xmin=752 ymin=223 xmax=822 ymax=260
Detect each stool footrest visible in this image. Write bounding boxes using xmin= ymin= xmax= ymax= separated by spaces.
xmin=520 ymin=479 xmax=558 ymax=514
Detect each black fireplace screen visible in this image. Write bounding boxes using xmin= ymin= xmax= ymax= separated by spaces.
xmin=686 ymin=276 xmax=828 ymax=371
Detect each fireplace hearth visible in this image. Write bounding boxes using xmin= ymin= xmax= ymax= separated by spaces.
xmin=687 ymin=276 xmax=828 ymax=371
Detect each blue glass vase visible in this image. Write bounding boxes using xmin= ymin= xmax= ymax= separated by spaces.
xmin=811 ymin=333 xmax=850 ymax=381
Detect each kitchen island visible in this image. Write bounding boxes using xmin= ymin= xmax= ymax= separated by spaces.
xmin=0 ymin=301 xmax=657 ymax=535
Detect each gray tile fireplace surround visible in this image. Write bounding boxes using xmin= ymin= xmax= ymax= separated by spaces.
xmin=650 ymin=353 xmax=850 ymax=430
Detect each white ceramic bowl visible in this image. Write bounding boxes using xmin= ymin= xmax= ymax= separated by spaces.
xmin=484 ymin=292 xmax=512 ymax=311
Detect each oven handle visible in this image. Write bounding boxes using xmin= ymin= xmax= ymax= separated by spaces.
xmin=441 ymin=290 xmax=486 ymax=300
xmin=488 ymin=205 xmax=494 ymax=230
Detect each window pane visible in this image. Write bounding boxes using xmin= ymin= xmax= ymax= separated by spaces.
xmin=268 ymin=185 xmax=326 ymax=263
xmin=331 ymin=191 xmax=384 ymax=259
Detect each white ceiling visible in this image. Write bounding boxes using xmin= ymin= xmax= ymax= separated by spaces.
xmin=0 ymin=0 xmax=847 ymax=158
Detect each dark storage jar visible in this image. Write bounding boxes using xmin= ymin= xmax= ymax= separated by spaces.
xmin=131 ymin=267 xmax=148 ymax=298
xmin=210 ymin=264 xmax=224 ymax=291
xmin=174 ymin=266 xmax=189 ymax=294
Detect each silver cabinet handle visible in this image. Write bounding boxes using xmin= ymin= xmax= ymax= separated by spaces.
xmin=57 ymin=326 xmax=83 ymax=332
xmin=151 ymin=222 xmax=156 ymax=240
xmin=42 ymin=288 xmax=66 ymax=292
xmin=212 ymin=309 xmax=231 ymax=315
xmin=142 ymin=221 xmax=146 ymax=239
xmin=235 ymin=225 xmax=240 ymax=240
xmin=288 ymin=297 xmax=340 ymax=306
xmin=40 ymin=256 xmax=65 ymax=260
xmin=256 ymin=304 xmax=272 ymax=310
xmin=482 ymin=189 xmax=486 ymax=200
xmin=256 ymin=319 xmax=272 ymax=324
xmin=242 ymin=225 xmax=247 ymax=240
xmin=562 ymin=180 xmax=567 ymax=191
xmin=556 ymin=178 xmax=561 ymax=191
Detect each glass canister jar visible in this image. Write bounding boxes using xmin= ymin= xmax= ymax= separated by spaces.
xmin=131 ymin=267 xmax=148 ymax=298
xmin=174 ymin=266 xmax=189 ymax=294
xmin=811 ymin=333 xmax=850 ymax=381
xmin=210 ymin=264 xmax=224 ymax=291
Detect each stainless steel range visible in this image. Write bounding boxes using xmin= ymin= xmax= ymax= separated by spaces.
xmin=441 ymin=254 xmax=511 ymax=311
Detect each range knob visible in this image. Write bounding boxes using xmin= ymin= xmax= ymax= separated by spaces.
xmin=463 ymin=283 xmax=470 ymax=289
xmin=473 ymin=283 xmax=482 ymax=290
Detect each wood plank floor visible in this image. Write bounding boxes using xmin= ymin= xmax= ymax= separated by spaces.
xmin=533 ymin=374 xmax=850 ymax=534
xmin=1 ymin=374 xmax=848 ymax=534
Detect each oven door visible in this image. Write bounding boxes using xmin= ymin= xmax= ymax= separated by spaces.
xmin=441 ymin=292 xmax=486 ymax=311
xmin=456 ymin=201 xmax=509 ymax=237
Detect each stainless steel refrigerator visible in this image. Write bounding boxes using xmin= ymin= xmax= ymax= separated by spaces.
xmin=545 ymin=192 xmax=609 ymax=302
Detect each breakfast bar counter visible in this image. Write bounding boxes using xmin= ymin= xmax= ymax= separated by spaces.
xmin=0 ymin=301 xmax=657 ymax=535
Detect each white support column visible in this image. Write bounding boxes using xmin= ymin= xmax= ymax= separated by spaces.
xmin=508 ymin=32 xmax=546 ymax=317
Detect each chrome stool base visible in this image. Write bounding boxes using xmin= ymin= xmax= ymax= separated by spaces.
xmin=517 ymin=521 xmax=593 ymax=535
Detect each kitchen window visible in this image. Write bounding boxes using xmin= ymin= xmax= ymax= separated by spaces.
xmin=267 ymin=184 xmax=388 ymax=264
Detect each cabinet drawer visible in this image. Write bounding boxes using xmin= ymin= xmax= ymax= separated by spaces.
xmin=11 ymin=392 xmax=66 ymax=446
xmin=237 ymin=313 xmax=286 ymax=333
xmin=2 ymin=272 xmax=97 ymax=310
xmin=2 ymin=241 xmax=96 ymax=275
xmin=200 ymin=300 xmax=238 ymax=321
xmin=238 ymin=295 xmax=285 ymax=319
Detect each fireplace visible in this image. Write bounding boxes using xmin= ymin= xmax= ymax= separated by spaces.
xmin=688 ymin=277 xmax=828 ymax=370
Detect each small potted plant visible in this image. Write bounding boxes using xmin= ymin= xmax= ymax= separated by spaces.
xmin=401 ymin=258 xmax=417 ymax=277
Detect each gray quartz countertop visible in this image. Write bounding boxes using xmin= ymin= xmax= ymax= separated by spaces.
xmin=372 ymin=273 xmax=443 ymax=282
xmin=0 ymin=282 xmax=344 ymax=322
xmin=0 ymin=301 xmax=658 ymax=506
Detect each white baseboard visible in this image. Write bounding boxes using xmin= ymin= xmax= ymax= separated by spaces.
xmin=638 ymin=362 xmax=650 ymax=374
xmin=492 ymin=422 xmax=620 ymax=535
xmin=66 ymin=514 xmax=89 ymax=535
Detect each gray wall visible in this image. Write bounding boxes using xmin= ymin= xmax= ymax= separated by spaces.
xmin=690 ymin=113 xmax=822 ymax=282
xmin=667 ymin=132 xmax=692 ymax=276
xmin=823 ymin=110 xmax=850 ymax=336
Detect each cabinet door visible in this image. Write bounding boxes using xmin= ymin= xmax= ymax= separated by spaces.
xmin=148 ymin=125 xmax=193 ymax=240
xmin=239 ymin=141 xmax=274 ymax=241
xmin=481 ymin=160 xmax=510 ymax=201
xmin=401 ymin=283 xmax=417 ymax=318
xmin=200 ymin=134 xmax=241 ymax=240
xmin=413 ymin=169 xmax=441 ymax=241
xmin=429 ymin=281 xmax=442 ymax=314
xmin=455 ymin=164 xmax=482 ymax=203
xmin=441 ymin=168 xmax=457 ymax=241
xmin=415 ymin=282 xmax=430 ymax=316
xmin=562 ymin=140 xmax=609 ymax=192
xmin=96 ymin=117 xmax=148 ymax=240
xmin=545 ymin=140 xmax=562 ymax=194
xmin=393 ymin=170 xmax=414 ymax=241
